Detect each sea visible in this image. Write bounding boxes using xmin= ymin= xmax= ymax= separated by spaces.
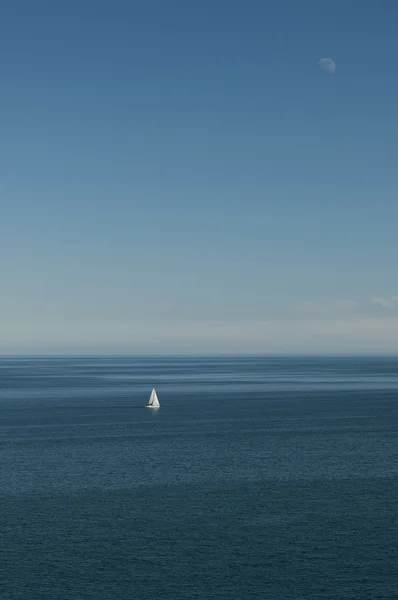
xmin=0 ymin=356 xmax=397 ymax=600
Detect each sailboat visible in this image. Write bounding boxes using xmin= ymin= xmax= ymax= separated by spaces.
xmin=146 ymin=388 xmax=160 ymax=408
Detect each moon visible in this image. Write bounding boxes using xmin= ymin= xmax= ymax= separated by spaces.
xmin=318 ymin=58 xmax=336 ymax=73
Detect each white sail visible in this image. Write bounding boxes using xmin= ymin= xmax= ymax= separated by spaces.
xmin=146 ymin=388 xmax=160 ymax=408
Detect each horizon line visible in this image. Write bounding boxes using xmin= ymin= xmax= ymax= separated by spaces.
xmin=1 ymin=352 xmax=398 ymax=359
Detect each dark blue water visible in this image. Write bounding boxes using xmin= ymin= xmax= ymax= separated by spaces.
xmin=1 ymin=356 xmax=397 ymax=599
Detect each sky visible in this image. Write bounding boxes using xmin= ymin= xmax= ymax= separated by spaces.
xmin=1 ymin=0 xmax=398 ymax=354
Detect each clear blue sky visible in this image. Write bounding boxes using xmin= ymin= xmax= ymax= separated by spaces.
xmin=1 ymin=0 xmax=397 ymax=353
